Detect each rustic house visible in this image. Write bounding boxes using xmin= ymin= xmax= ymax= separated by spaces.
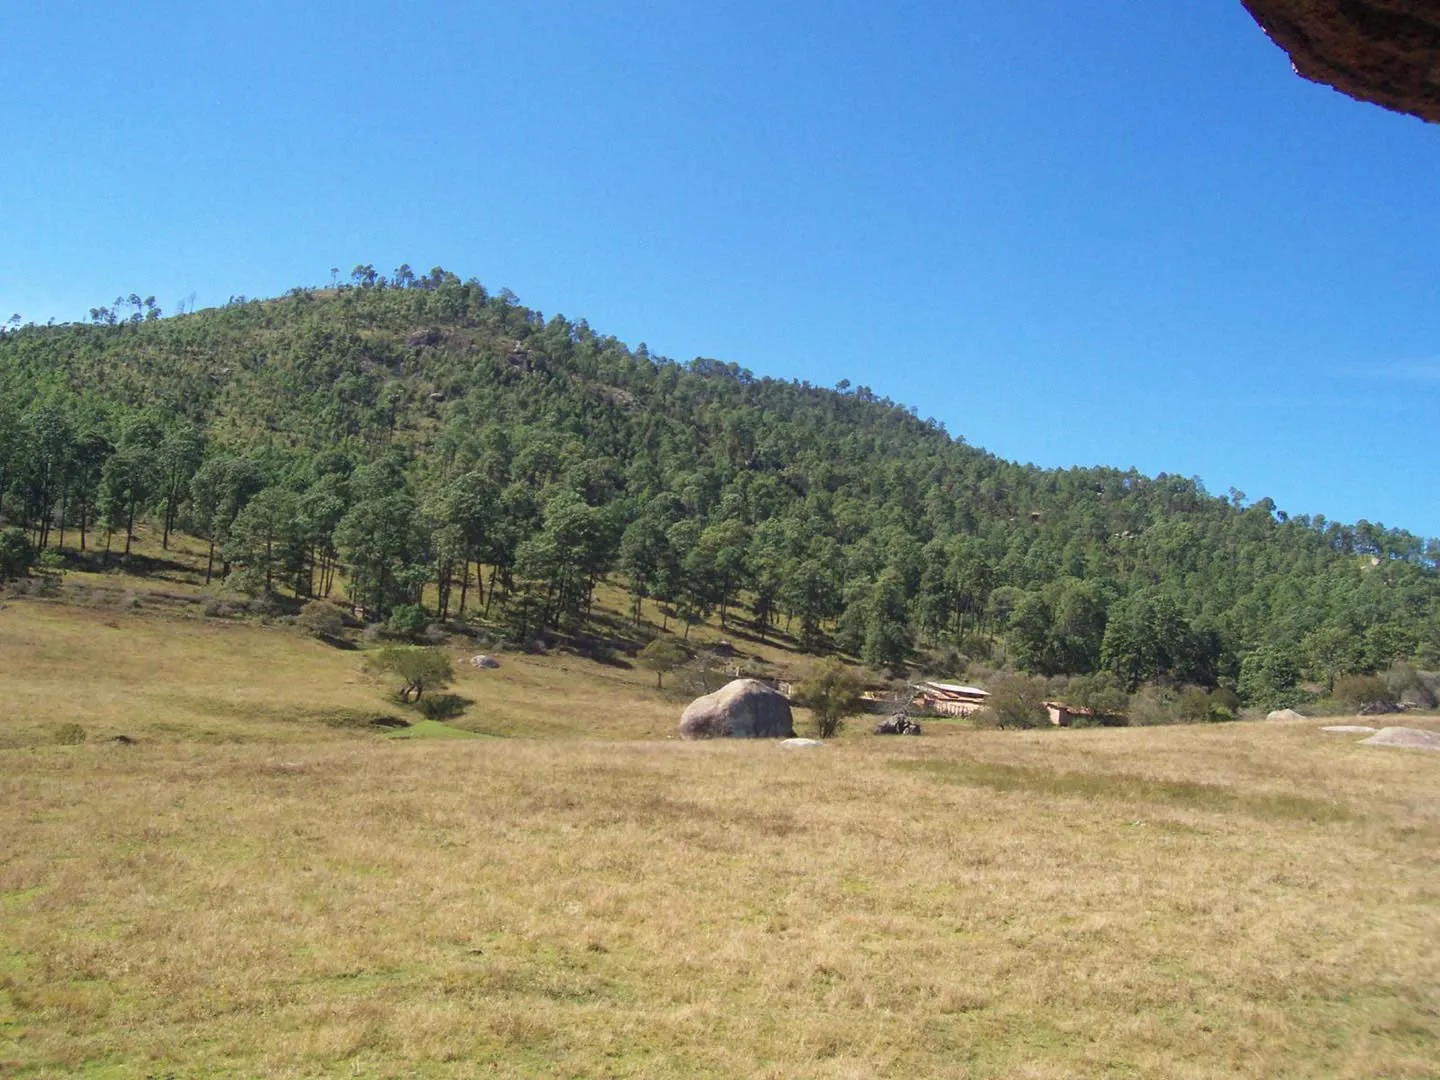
xmin=916 ymin=682 xmax=990 ymax=717
xmin=1044 ymin=701 xmax=1126 ymax=727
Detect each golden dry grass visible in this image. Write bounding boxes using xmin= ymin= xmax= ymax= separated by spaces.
xmin=1 ymin=590 xmax=1438 ymax=1077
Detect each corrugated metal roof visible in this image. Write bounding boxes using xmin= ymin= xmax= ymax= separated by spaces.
xmin=922 ymin=682 xmax=989 ymax=697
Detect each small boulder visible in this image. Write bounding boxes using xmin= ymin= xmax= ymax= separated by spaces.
xmin=470 ymin=654 xmax=500 ymax=670
xmin=679 ymin=679 xmax=795 ymax=740
xmin=780 ymin=738 xmax=825 ymax=748
xmin=1266 ymin=708 xmax=1308 ymax=722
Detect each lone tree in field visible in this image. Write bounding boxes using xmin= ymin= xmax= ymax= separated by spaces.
xmin=797 ymin=659 xmax=864 ymax=739
xmin=364 ymin=646 xmax=454 ymax=704
xmin=638 ymin=637 xmax=688 ymax=690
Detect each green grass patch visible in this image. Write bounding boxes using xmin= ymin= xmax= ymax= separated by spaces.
xmin=383 ymin=719 xmax=488 ymax=740
xmin=897 ymin=757 xmax=1353 ymax=822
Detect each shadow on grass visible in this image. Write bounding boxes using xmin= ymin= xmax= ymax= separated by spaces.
xmin=316 ymin=710 xmax=409 ymax=730
xmin=896 ymin=759 xmax=1353 ymax=823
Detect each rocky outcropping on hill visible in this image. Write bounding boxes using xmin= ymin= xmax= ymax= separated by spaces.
xmin=1242 ymin=0 xmax=1440 ymax=123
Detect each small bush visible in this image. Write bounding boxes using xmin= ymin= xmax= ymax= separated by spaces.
xmin=415 ymin=693 xmax=467 ymax=720
xmin=927 ymin=647 xmax=968 ymax=679
xmin=0 ymin=527 xmax=38 ymax=583
xmin=202 ymin=595 xmax=242 ymax=618
xmin=1127 ymin=684 xmax=1182 ymax=726
xmin=387 ymin=604 xmax=428 ymax=638
xmin=297 ymin=599 xmax=347 ymax=637
xmin=796 ymin=659 xmax=865 ymax=739
xmin=55 ymin=723 xmax=87 ymax=746
xmin=1334 ymin=674 xmax=1395 ymax=711
xmin=973 ymin=675 xmax=1049 ymax=729
xmin=1210 ymin=686 xmax=1242 ymax=717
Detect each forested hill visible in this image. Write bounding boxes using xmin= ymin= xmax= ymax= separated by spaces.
xmin=2 ymin=269 xmax=1437 ymax=705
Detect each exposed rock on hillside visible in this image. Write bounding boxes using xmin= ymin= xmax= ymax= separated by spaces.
xmin=1359 ymin=726 xmax=1440 ymax=750
xmin=679 ymin=679 xmax=795 ymax=739
xmin=1242 ymin=0 xmax=1440 ymax=122
xmin=1266 ymin=708 xmax=1308 ymax=721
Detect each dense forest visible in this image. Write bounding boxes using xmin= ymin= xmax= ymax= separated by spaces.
xmin=2 ymin=266 xmax=1437 ymax=712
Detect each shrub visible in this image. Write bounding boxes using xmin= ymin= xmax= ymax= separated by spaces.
xmin=1176 ymin=686 xmax=1212 ymax=724
xmin=973 ymin=675 xmax=1048 ymax=729
xmin=1334 ymin=674 xmax=1395 ymax=711
xmin=1064 ymin=671 xmax=1130 ymax=721
xmin=0 ymin=527 xmax=38 ymax=583
xmin=927 ymin=646 xmax=968 ymax=679
xmin=55 ymin=723 xmax=87 ymax=746
xmin=387 ymin=604 xmax=428 ymax=638
xmin=1210 ymin=685 xmax=1242 ymax=717
xmin=363 ymin=646 xmax=454 ymax=703
xmin=1126 ymin=684 xmax=1183 ymax=726
xmin=202 ymin=596 xmax=239 ymax=618
xmin=297 ymin=599 xmax=347 ymax=637
xmin=415 ymin=693 xmax=467 ymax=720
xmin=796 ymin=660 xmax=865 ymax=738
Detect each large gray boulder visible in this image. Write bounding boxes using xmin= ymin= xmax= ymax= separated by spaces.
xmin=679 ymin=679 xmax=795 ymax=740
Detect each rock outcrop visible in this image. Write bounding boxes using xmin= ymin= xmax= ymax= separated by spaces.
xmin=1242 ymin=1 xmax=1440 ymax=123
xmin=1359 ymin=726 xmax=1440 ymax=751
xmin=678 ymin=679 xmax=795 ymax=740
xmin=1266 ymin=708 xmax=1308 ymax=721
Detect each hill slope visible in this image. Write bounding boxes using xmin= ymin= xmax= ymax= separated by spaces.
xmin=1 ymin=271 xmax=1436 ymax=704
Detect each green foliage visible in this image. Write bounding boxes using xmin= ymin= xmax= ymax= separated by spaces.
xmin=414 ymin=693 xmax=467 ymax=720
xmin=0 ymin=527 xmax=37 ymax=582
xmin=1064 ymin=670 xmax=1130 ymax=720
xmin=974 ymin=675 xmax=1049 ymax=729
xmin=297 ymin=599 xmax=347 ymax=637
xmin=637 ymin=637 xmax=688 ymax=689
xmin=54 ymin=722 xmax=87 ymax=746
xmin=363 ymin=646 xmax=454 ymax=703
xmin=1099 ymin=589 xmax=1216 ymax=690
xmin=1332 ymin=674 xmax=1395 ymax=710
xmin=796 ymin=660 xmax=864 ymax=738
xmin=1 ymin=272 xmax=1436 ymax=688
xmin=1237 ymin=646 xmax=1303 ymax=710
xmin=386 ymin=604 xmax=429 ymax=638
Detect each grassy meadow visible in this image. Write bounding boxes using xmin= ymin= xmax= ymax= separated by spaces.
xmin=1 ymin=552 xmax=1438 ymax=1077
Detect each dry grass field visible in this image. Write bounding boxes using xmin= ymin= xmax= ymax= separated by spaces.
xmin=2 ymin=585 xmax=1438 ymax=1078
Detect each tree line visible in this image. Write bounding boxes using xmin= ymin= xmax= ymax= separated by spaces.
xmin=2 ymin=266 xmax=1437 ymax=710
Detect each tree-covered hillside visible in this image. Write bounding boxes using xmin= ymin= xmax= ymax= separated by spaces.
xmin=2 ymin=267 xmax=1437 ymax=707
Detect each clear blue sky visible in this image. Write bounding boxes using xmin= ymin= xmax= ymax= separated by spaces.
xmin=3 ymin=2 xmax=1437 ymax=537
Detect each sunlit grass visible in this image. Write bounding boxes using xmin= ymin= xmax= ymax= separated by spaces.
xmin=1 ymin=557 xmax=1437 ymax=1077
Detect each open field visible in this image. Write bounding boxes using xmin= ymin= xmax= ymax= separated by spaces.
xmin=2 ymin=592 xmax=1439 ymax=1078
